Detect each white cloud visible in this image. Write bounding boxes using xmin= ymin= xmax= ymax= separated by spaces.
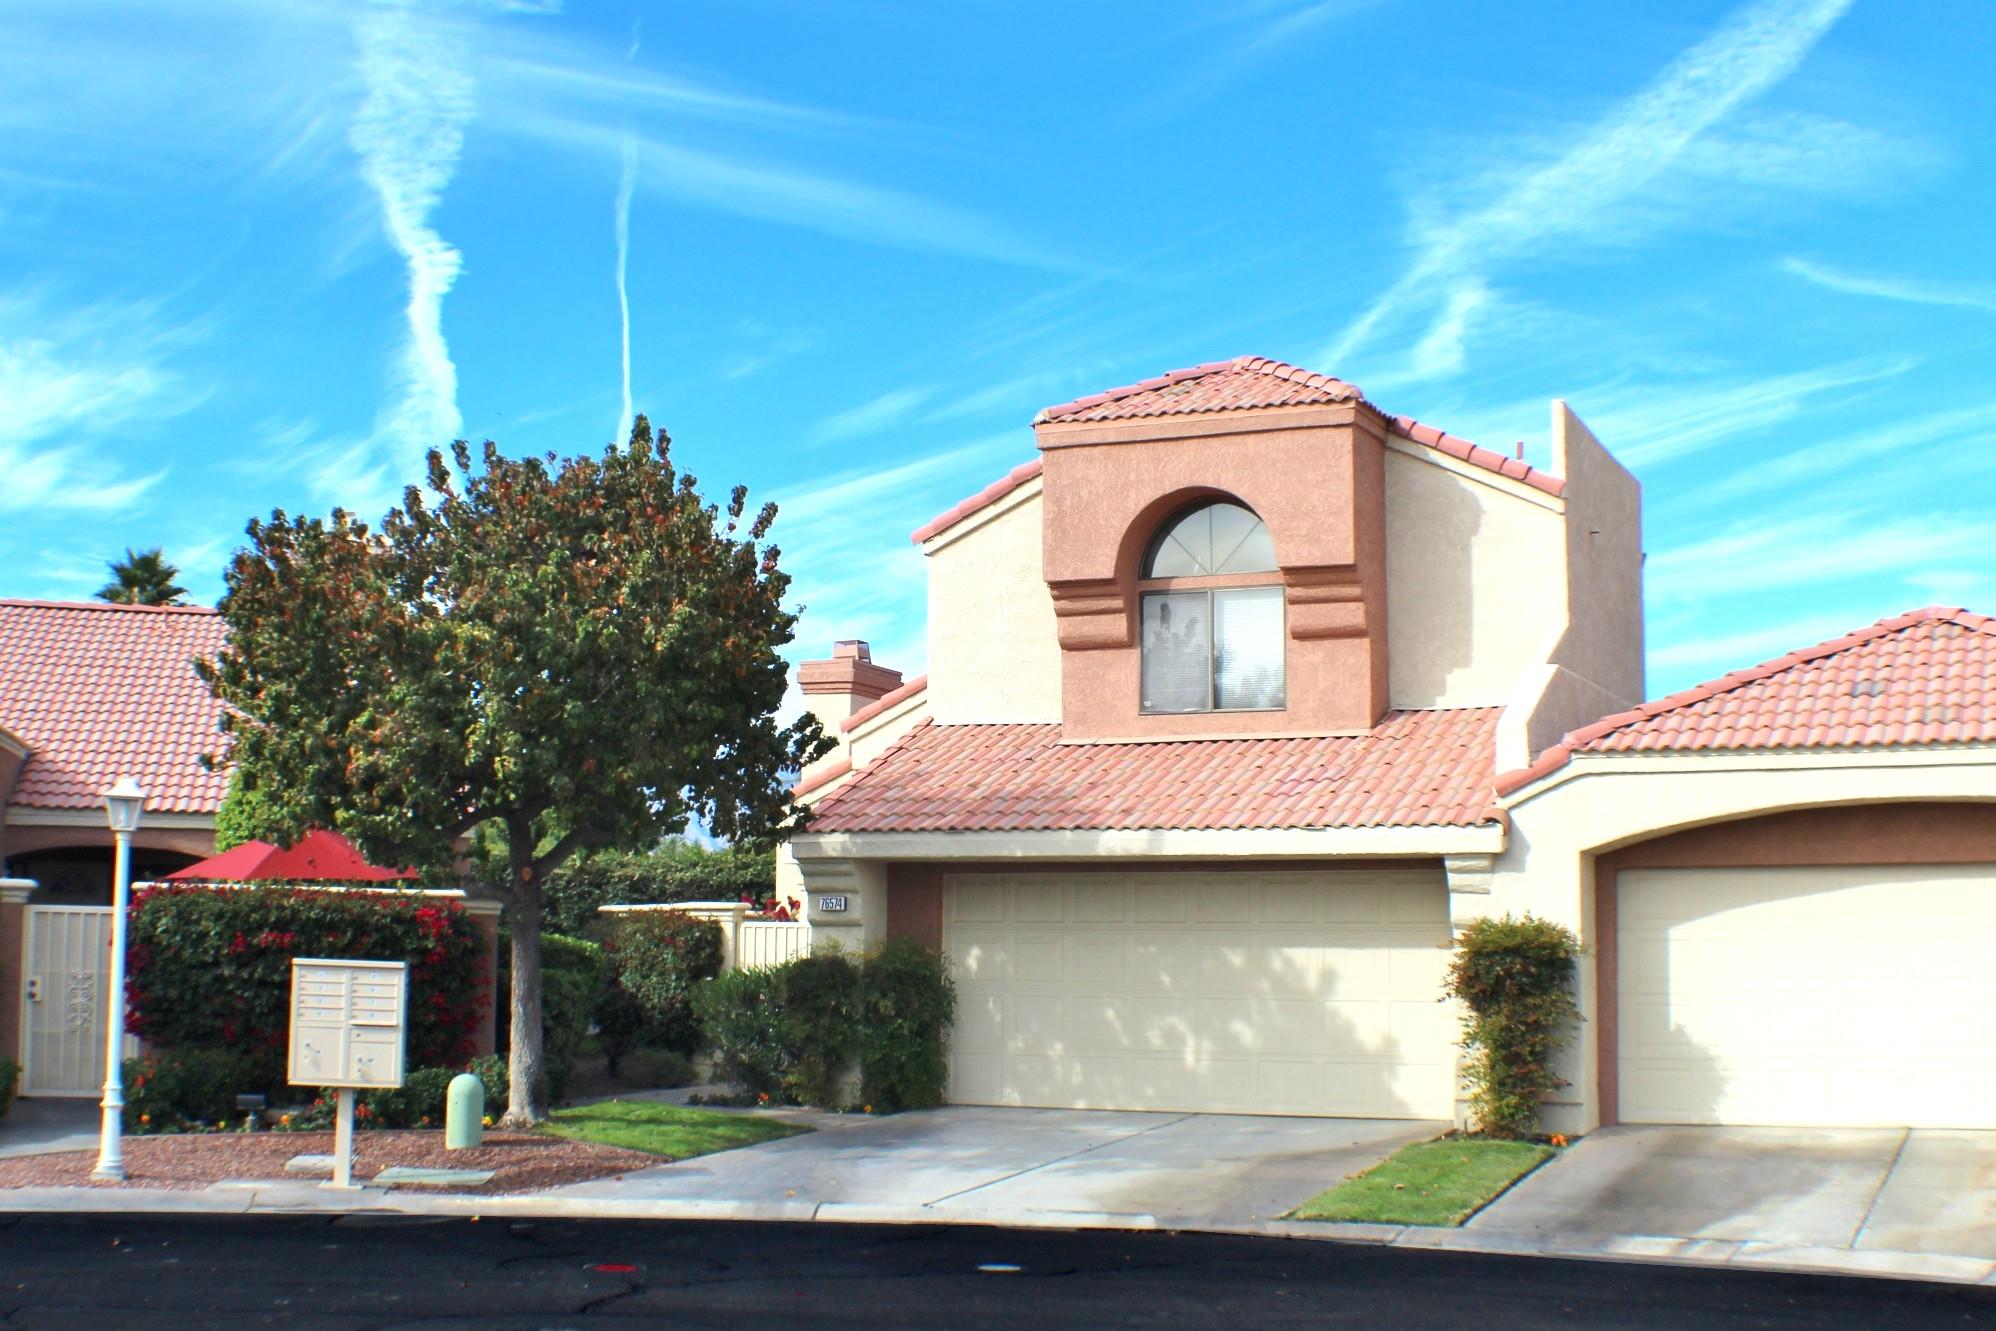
xmin=1781 ymin=256 xmax=1996 ymax=312
xmin=1143 ymin=0 xmax=1385 ymax=112
xmin=614 ymin=129 xmax=638 ymax=439
xmin=1694 ymin=402 xmax=1996 ymax=505
xmin=347 ymin=2 xmax=476 ymax=475
xmin=1568 ymin=355 xmax=1914 ymax=469
xmin=1648 ymin=508 xmax=1996 ymax=608
xmin=1327 ymin=0 xmax=1858 ymax=375
xmin=0 ymin=291 xmax=202 ymax=514
xmin=506 ymin=111 xmax=1064 ymax=269
xmin=812 ymin=387 xmax=935 ymax=445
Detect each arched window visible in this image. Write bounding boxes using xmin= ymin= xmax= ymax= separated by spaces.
xmin=1138 ymin=501 xmax=1285 ymax=714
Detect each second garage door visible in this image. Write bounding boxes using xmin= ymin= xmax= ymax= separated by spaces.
xmin=1618 ymin=864 xmax=1996 ymax=1128
xmin=944 ymin=869 xmax=1456 ymax=1119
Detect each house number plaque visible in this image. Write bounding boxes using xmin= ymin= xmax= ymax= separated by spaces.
xmin=818 ymin=894 xmax=849 ymax=913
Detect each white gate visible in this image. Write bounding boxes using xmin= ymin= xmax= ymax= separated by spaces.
xmin=737 ymin=920 xmax=812 ymax=971
xmin=20 ymin=905 xmax=117 ymax=1097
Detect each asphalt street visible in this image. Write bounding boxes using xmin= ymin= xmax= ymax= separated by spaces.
xmin=0 ymin=1213 xmax=1992 ymax=1330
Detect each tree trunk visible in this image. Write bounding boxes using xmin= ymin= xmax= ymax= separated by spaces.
xmin=500 ymin=885 xmax=549 ymax=1127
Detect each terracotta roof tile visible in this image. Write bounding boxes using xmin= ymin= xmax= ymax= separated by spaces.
xmin=0 ymin=599 xmax=228 ymax=815
xmin=1033 ymin=356 xmax=1364 ymax=424
xmin=1496 ymin=607 xmax=1996 ymax=795
xmin=839 ymin=675 xmax=928 ymax=733
xmin=808 ymin=708 xmax=1502 ymax=833
xmin=913 ymin=357 xmax=1564 ymax=544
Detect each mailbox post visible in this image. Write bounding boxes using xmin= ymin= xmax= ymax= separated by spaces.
xmin=288 ymin=958 xmax=409 ymax=1189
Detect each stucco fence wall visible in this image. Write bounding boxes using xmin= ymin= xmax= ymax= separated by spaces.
xmin=599 ymin=901 xmax=813 ymax=974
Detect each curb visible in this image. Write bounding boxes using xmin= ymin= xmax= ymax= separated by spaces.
xmin=1 ymin=1187 xmax=1991 ymax=1287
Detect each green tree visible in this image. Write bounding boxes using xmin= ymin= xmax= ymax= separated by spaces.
xmin=197 ymin=419 xmax=828 ymax=1124
xmin=212 ymin=769 xmax=285 ymax=852
xmin=98 ymin=547 xmax=187 ymax=606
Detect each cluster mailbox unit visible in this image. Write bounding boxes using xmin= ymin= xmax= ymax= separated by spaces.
xmin=289 ymin=958 xmax=409 ymax=1188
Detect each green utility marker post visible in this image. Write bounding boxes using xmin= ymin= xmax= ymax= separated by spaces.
xmin=446 ymin=1072 xmax=485 ymax=1150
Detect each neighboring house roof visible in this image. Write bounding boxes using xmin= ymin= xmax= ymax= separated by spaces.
xmin=1497 ymin=606 xmax=1996 ymax=795
xmin=914 ymin=355 xmax=1561 ymax=544
xmin=0 ymin=599 xmax=229 ymax=815
xmin=807 ymin=708 xmax=1503 ymax=833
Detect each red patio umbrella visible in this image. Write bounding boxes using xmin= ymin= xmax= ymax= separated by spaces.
xmin=163 ymin=828 xmax=417 ymax=883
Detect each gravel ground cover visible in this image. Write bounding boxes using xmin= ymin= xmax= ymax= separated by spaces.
xmin=0 ymin=1129 xmax=660 ymax=1195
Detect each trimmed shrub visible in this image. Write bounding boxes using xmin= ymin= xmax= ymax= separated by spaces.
xmin=780 ymin=951 xmax=862 ymax=1107
xmin=597 ymin=911 xmax=725 ymax=1072
xmin=127 ymin=885 xmax=489 ymax=1097
xmin=542 ymin=841 xmax=777 ymax=936
xmin=495 ymin=932 xmax=608 ymax=1104
xmin=0 ymin=1055 xmax=16 ymax=1121
xmin=124 ymin=1047 xmax=269 ymax=1132
xmin=696 ymin=968 xmax=789 ymax=1099
xmin=857 ymin=939 xmax=955 ymax=1112
xmin=1444 ymin=913 xmax=1583 ymax=1140
xmin=698 ymin=943 xmax=955 ymax=1111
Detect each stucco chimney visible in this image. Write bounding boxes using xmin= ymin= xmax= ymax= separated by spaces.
xmin=797 ymin=640 xmax=903 ymax=733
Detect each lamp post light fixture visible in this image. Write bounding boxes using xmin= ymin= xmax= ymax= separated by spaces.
xmin=92 ymin=777 xmax=146 ymax=1182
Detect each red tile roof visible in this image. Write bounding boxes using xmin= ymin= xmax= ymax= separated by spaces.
xmin=910 ymin=461 xmax=1042 ymax=545
xmin=1032 ymin=356 xmax=1365 ymax=423
xmin=1497 ymin=607 xmax=1996 ymax=795
xmin=913 ymin=356 xmax=1562 ymax=545
xmin=0 ymin=599 xmax=228 ymax=815
xmin=808 ymin=708 xmax=1503 ymax=833
xmin=839 ymin=674 xmax=929 ymax=733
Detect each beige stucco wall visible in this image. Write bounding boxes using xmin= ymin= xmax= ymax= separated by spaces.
xmin=1488 ymin=746 xmax=1996 ymax=1135
xmin=923 ymin=481 xmax=1062 ymax=724
xmin=1546 ymin=402 xmax=1644 ymax=712
xmin=1385 ymin=448 xmax=1566 ymax=709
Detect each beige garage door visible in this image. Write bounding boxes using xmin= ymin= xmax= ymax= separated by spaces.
xmin=944 ymin=869 xmax=1456 ymax=1119
xmin=1619 ymin=865 xmax=1996 ymax=1128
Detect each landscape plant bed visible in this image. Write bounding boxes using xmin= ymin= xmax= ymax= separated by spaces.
xmin=542 ymin=1098 xmax=806 ymax=1158
xmin=0 ymin=1129 xmax=658 ymax=1195
xmin=1290 ymin=1137 xmax=1555 ymax=1226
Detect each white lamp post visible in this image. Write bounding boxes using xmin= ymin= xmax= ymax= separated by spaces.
xmin=93 ymin=777 xmax=145 ymax=1182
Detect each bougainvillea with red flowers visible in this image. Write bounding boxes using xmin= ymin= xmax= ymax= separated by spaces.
xmin=126 ymin=884 xmax=488 ymax=1094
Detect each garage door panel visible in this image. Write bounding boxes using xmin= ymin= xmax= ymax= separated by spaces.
xmin=1069 ymin=937 xmax=1124 ymax=984
xmin=1073 ymin=882 xmax=1126 ymax=922
xmin=945 ymin=870 xmax=1454 ymax=1119
xmin=1619 ymin=864 xmax=1996 ymax=1129
xmin=1133 ymin=880 xmax=1191 ymax=923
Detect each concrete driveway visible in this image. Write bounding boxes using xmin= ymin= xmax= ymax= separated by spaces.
xmin=1470 ymin=1125 xmax=1996 ymax=1261
xmin=548 ymin=1106 xmax=1441 ymax=1227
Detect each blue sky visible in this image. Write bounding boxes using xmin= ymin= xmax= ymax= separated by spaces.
xmin=3 ymin=0 xmax=1992 ymax=701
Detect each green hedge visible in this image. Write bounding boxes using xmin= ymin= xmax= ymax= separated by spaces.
xmin=698 ymin=941 xmax=952 ymax=1111
xmin=541 ymin=842 xmax=777 ymax=936
xmin=1444 ymin=913 xmax=1582 ymax=1139
xmin=597 ymin=910 xmax=725 ymax=1072
xmin=0 ymin=1055 xmax=16 ymax=1121
xmin=127 ymin=885 xmax=489 ymax=1096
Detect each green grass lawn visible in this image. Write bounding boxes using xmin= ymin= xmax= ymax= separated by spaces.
xmin=1289 ymin=1138 xmax=1554 ymax=1226
xmin=542 ymin=1099 xmax=806 ymax=1161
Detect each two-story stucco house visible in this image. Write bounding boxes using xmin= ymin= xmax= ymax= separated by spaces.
xmin=780 ymin=355 xmax=1996 ymax=1137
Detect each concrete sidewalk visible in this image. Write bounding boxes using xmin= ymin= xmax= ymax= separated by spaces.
xmin=7 ymin=1107 xmax=1996 ymax=1288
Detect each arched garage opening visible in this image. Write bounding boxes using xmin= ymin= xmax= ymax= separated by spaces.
xmin=1594 ymin=801 xmax=1996 ymax=1129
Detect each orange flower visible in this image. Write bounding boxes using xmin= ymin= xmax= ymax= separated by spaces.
xmin=1549 ymin=1133 xmax=1569 ymax=1148
xmin=139 ymin=1113 xmax=150 ymax=1124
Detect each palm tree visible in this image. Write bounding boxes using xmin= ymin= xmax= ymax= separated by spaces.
xmin=98 ymin=547 xmax=187 ymax=606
